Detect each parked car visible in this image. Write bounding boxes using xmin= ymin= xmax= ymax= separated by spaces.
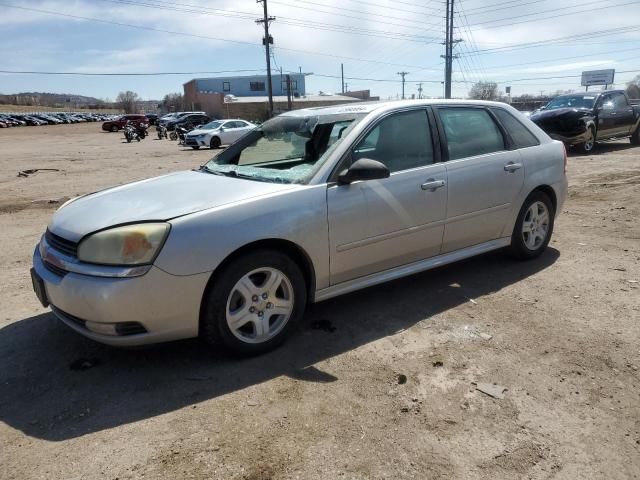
xmin=145 ymin=113 xmax=158 ymax=125
xmin=166 ymin=113 xmax=209 ymax=131
xmin=0 ymin=121 xmax=8 ymax=128
xmin=102 ymin=114 xmax=149 ymax=132
xmin=184 ymin=119 xmax=256 ymax=149
xmin=530 ymin=90 xmax=640 ymax=153
xmin=31 ymin=100 xmax=567 ymax=355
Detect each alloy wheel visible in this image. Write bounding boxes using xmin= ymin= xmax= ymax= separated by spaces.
xmin=521 ymin=201 xmax=550 ymax=250
xmin=225 ymin=267 xmax=294 ymax=344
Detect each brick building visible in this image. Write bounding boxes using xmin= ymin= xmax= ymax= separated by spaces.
xmin=183 ymin=74 xmax=367 ymax=121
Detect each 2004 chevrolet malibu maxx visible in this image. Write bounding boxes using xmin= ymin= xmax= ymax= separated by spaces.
xmin=32 ymin=100 xmax=567 ymax=355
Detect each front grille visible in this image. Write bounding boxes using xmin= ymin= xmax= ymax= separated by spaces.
xmin=52 ymin=306 xmax=85 ymax=328
xmin=185 ymin=138 xmax=198 ymax=145
xmin=45 ymin=230 xmax=78 ymax=258
xmin=115 ymin=322 xmax=148 ymax=336
xmin=44 ymin=260 xmax=68 ymax=277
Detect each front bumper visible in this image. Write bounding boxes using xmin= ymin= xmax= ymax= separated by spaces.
xmin=547 ymin=130 xmax=591 ymax=146
xmin=33 ymin=245 xmax=210 ymax=346
xmin=185 ymin=137 xmax=208 ymax=147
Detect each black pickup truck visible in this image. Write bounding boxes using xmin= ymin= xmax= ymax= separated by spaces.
xmin=530 ymin=90 xmax=640 ymax=153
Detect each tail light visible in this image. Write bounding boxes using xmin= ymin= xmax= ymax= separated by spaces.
xmin=562 ymin=144 xmax=567 ymax=173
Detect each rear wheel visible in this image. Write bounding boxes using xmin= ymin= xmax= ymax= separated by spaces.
xmin=201 ymin=249 xmax=307 ymax=356
xmin=210 ymin=136 xmax=221 ymax=149
xmin=576 ymin=127 xmax=596 ymax=154
xmin=110 ymin=125 xmax=118 ymax=132
xmin=508 ymin=191 xmax=554 ymax=260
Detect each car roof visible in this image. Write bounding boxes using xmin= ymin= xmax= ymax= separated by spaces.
xmin=279 ymin=99 xmax=515 ymax=118
xmin=553 ymin=89 xmax=624 ymax=98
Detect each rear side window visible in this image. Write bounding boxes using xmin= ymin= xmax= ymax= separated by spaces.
xmin=352 ymin=109 xmax=433 ymax=173
xmin=493 ymin=109 xmax=539 ymax=149
xmin=438 ymin=108 xmax=505 ymax=160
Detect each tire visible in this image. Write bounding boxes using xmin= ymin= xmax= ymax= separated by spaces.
xmin=191 ymin=146 xmax=200 ymax=150
xmin=201 ymin=249 xmax=307 ymax=356
xmin=508 ymin=190 xmax=555 ymax=260
xmin=110 ymin=125 xmax=118 ymax=132
xmin=576 ymin=126 xmax=596 ymax=154
xmin=631 ymin=125 xmax=640 ymax=146
xmin=210 ymin=136 xmax=221 ymax=149
xmin=169 ymin=131 xmax=178 ymax=141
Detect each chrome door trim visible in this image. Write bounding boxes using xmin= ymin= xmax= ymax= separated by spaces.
xmin=315 ymin=237 xmax=511 ymax=302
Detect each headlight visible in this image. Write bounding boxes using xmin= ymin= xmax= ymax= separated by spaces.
xmin=77 ymin=223 xmax=170 ymax=266
xmin=196 ymin=134 xmax=206 ymax=139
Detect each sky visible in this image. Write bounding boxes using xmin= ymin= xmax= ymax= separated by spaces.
xmin=1 ymin=0 xmax=639 ymax=101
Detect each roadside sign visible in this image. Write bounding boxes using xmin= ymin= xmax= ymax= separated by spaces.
xmin=581 ymin=69 xmax=615 ymax=87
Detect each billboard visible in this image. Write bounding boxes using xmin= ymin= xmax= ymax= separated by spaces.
xmin=581 ymin=69 xmax=615 ymax=87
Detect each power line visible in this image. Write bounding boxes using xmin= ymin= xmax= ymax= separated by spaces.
xmin=0 ymin=3 xmax=438 ymax=70
xmin=271 ymin=0 xmax=444 ymax=26
xmin=465 ymin=0 xmax=639 ymax=30
xmin=460 ymin=25 xmax=640 ymax=55
xmin=100 ymin=0 xmax=440 ymax=43
xmin=0 ymin=69 xmax=266 ymax=76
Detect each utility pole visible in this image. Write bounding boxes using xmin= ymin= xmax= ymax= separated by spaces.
xmin=256 ymin=0 xmax=275 ymax=117
xmin=417 ymin=82 xmax=423 ymax=99
xmin=441 ymin=0 xmax=461 ymax=99
xmin=341 ymin=63 xmax=345 ymax=94
xmin=397 ymin=71 xmax=409 ymax=99
xmin=286 ymin=74 xmax=292 ymax=110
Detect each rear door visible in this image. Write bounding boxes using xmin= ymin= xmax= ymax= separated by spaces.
xmin=610 ymin=92 xmax=636 ymax=136
xmin=327 ymin=108 xmax=448 ymax=284
xmin=434 ymin=106 xmax=525 ymax=253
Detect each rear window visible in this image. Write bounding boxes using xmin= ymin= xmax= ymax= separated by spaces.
xmin=438 ymin=108 xmax=505 ymax=160
xmin=493 ymin=109 xmax=539 ymax=149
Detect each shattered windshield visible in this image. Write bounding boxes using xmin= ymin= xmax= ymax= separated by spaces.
xmin=203 ymin=113 xmax=365 ymax=184
xmin=545 ymin=95 xmax=596 ymax=110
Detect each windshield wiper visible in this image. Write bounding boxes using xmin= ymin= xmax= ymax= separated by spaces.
xmin=201 ymin=165 xmax=263 ymax=181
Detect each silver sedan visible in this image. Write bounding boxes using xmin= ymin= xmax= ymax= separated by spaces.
xmin=31 ymin=100 xmax=567 ymax=355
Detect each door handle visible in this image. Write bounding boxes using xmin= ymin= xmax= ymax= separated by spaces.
xmin=504 ymin=162 xmax=522 ymax=172
xmin=421 ymin=179 xmax=446 ymax=191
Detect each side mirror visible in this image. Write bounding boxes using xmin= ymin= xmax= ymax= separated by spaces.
xmin=337 ymin=158 xmax=390 ymax=185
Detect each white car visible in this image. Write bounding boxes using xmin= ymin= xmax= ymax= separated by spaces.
xmin=185 ymin=119 xmax=256 ymax=149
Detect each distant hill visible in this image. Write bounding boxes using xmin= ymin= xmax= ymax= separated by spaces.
xmin=0 ymin=92 xmax=107 ymax=108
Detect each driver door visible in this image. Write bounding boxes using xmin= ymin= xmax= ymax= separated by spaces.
xmin=327 ymin=109 xmax=448 ymax=285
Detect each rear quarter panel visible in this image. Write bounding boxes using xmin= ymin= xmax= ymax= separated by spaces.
xmin=500 ymin=140 xmax=566 ymax=237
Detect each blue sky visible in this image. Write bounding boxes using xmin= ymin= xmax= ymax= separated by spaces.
xmin=1 ymin=0 xmax=639 ymax=100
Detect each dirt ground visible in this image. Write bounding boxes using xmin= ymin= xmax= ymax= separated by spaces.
xmin=0 ymin=123 xmax=638 ymax=480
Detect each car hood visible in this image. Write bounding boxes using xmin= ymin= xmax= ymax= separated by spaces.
xmin=186 ymin=128 xmax=218 ymax=136
xmin=49 ymin=170 xmax=298 ymax=242
xmin=530 ymin=107 xmax=592 ymax=123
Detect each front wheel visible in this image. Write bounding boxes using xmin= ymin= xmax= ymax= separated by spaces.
xmin=201 ymin=249 xmax=307 ymax=356
xmin=110 ymin=125 xmax=118 ymax=132
xmin=576 ymin=127 xmax=596 ymax=154
xmin=508 ymin=191 xmax=555 ymax=260
xmin=169 ymin=131 xmax=177 ymax=141
xmin=210 ymin=136 xmax=221 ymax=149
